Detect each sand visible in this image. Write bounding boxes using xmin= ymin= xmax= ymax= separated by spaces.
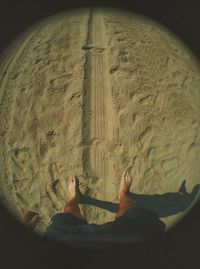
xmin=0 ymin=7 xmax=200 ymax=235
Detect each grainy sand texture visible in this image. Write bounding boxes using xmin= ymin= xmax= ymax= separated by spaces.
xmin=0 ymin=7 xmax=200 ymax=234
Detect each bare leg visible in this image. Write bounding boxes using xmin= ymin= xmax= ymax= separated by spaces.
xmin=115 ymin=170 xmax=136 ymax=219
xmin=64 ymin=176 xmax=85 ymax=220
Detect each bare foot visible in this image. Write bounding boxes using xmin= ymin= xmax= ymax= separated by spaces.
xmin=21 ymin=211 xmax=41 ymax=228
xmin=118 ymin=169 xmax=133 ymax=200
xmin=67 ymin=176 xmax=82 ymax=202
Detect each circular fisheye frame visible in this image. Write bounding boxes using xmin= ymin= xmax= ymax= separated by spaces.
xmin=0 ymin=7 xmax=200 ymax=248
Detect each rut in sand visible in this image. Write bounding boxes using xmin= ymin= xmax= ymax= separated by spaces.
xmin=82 ymin=8 xmax=117 ymax=200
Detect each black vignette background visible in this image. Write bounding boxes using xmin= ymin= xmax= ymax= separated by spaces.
xmin=0 ymin=0 xmax=200 ymax=269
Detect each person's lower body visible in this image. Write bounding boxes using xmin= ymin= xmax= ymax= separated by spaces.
xmin=63 ymin=170 xmax=136 ymax=221
xmin=45 ymin=172 xmax=165 ymax=245
xmin=63 ymin=193 xmax=135 ymax=221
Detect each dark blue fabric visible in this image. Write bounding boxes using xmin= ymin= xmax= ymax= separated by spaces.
xmin=44 ymin=206 xmax=165 ymax=248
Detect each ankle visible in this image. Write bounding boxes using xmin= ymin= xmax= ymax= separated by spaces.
xmin=68 ymin=197 xmax=79 ymax=204
xmin=119 ymin=190 xmax=129 ymax=200
xmin=64 ymin=205 xmax=85 ymax=220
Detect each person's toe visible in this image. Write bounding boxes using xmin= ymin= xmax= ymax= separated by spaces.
xmin=67 ymin=177 xmax=72 ymax=188
xmin=74 ymin=176 xmax=80 ymax=185
xmin=122 ymin=170 xmax=127 ymax=179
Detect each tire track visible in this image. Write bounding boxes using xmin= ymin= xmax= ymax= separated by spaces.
xmin=82 ymin=8 xmax=117 ymax=200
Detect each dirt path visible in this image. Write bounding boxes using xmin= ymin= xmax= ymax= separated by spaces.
xmin=82 ymin=8 xmax=117 ymax=201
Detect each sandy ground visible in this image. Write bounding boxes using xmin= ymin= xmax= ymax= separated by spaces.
xmin=0 ymin=7 xmax=200 ymax=235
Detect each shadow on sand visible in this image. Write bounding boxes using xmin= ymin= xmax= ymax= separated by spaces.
xmin=80 ymin=180 xmax=200 ymax=218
